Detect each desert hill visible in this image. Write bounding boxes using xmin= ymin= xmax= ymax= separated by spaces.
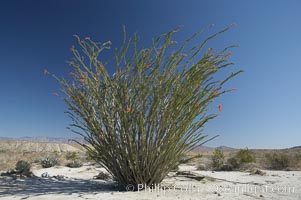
xmin=0 ymin=140 xmax=84 ymax=153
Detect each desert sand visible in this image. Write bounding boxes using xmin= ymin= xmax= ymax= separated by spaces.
xmin=0 ymin=164 xmax=300 ymax=200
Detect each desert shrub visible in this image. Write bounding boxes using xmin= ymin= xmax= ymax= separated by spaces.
xmin=219 ymin=164 xmax=234 ymax=171
xmin=226 ymin=157 xmax=240 ymax=169
xmin=235 ymin=148 xmax=255 ymax=164
xmin=66 ymin=151 xmax=79 ymax=160
xmin=15 ymin=160 xmax=31 ymax=174
xmin=265 ymin=153 xmax=289 ymax=170
xmin=1 ymin=160 xmax=33 ymax=178
xmin=49 ymin=25 xmax=241 ymax=189
xmin=40 ymin=157 xmax=59 ymax=168
xmin=225 ymin=148 xmax=255 ymax=170
xmin=85 ymin=151 xmax=94 ymax=161
xmin=66 ymin=159 xmax=83 ymax=168
xmin=94 ymin=171 xmax=111 ymax=181
xmin=211 ymin=149 xmax=225 ymax=170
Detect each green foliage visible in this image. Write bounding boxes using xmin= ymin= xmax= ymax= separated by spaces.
xmin=226 ymin=157 xmax=240 ymax=169
xmin=211 ymin=149 xmax=225 ymax=170
xmin=1 ymin=160 xmax=33 ymax=178
xmin=15 ymin=160 xmax=31 ymax=173
xmin=40 ymin=157 xmax=59 ymax=168
xmin=50 ymin=26 xmax=242 ymax=189
xmin=224 ymin=148 xmax=255 ymax=170
xmin=265 ymin=153 xmax=289 ymax=170
xmin=66 ymin=159 xmax=83 ymax=168
xmin=235 ymin=148 xmax=255 ymax=164
xmin=66 ymin=151 xmax=79 ymax=160
xmin=219 ymin=164 xmax=234 ymax=171
xmin=85 ymin=151 xmax=93 ymax=161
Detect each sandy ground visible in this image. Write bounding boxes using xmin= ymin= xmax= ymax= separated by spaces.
xmin=0 ymin=164 xmax=300 ymax=200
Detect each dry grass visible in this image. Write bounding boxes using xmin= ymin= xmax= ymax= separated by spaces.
xmin=188 ymin=148 xmax=301 ymax=171
xmin=0 ymin=141 xmax=85 ymax=172
xmin=1 ymin=140 xmax=300 ymax=172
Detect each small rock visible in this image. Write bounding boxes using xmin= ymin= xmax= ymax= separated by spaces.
xmin=52 ymin=175 xmax=65 ymax=180
xmin=250 ymin=169 xmax=266 ymax=176
xmin=94 ymin=171 xmax=111 ymax=181
xmin=41 ymin=172 xmax=49 ymax=178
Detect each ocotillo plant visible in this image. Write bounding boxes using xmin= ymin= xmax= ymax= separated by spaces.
xmin=49 ymin=25 xmax=242 ymax=189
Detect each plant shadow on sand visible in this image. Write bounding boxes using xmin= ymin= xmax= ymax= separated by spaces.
xmin=0 ymin=176 xmax=117 ymax=197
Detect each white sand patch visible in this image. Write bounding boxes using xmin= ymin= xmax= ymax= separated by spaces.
xmin=32 ymin=164 xmax=106 ymax=180
xmin=1 ymin=164 xmax=300 ymax=200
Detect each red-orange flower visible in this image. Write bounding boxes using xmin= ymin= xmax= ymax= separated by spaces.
xmin=214 ymin=90 xmax=219 ymax=95
xmin=225 ymin=52 xmax=232 ymax=58
xmin=53 ymin=92 xmax=59 ymax=97
xmin=79 ymin=77 xmax=85 ymax=83
xmin=126 ymin=107 xmax=131 ymax=113
xmin=208 ymin=47 xmax=212 ymax=51
xmin=43 ymin=69 xmax=49 ymax=75
xmin=85 ymin=37 xmax=90 ymax=40
xmin=218 ymin=104 xmax=223 ymax=112
xmin=70 ymin=45 xmax=75 ymax=51
xmin=230 ymin=23 xmax=237 ymax=27
xmin=107 ymin=40 xmax=112 ymax=45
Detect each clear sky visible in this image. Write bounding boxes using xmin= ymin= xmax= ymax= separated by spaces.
xmin=0 ymin=0 xmax=300 ymax=149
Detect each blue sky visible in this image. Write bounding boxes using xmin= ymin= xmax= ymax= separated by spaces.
xmin=0 ymin=0 xmax=300 ymax=149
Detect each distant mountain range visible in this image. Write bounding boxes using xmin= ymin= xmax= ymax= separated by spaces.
xmin=286 ymin=146 xmax=301 ymax=150
xmin=0 ymin=136 xmax=87 ymax=144
xmin=192 ymin=145 xmax=237 ymax=152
